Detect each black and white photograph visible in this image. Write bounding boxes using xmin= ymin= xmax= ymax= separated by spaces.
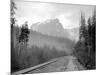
xmin=11 ymin=0 xmax=96 ymax=74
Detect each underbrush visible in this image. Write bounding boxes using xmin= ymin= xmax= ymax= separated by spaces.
xmin=73 ymin=42 xmax=96 ymax=70
xmin=11 ymin=45 xmax=68 ymax=72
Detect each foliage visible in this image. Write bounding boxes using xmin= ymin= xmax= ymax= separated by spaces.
xmin=11 ymin=44 xmax=68 ymax=72
xmin=11 ymin=1 xmax=30 ymax=72
xmin=74 ymin=10 xmax=96 ymax=69
xmin=18 ymin=22 xmax=30 ymax=44
xmin=11 ymin=1 xmax=18 ymax=71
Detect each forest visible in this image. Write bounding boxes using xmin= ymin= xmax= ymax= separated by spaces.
xmin=74 ymin=10 xmax=96 ymax=69
xmin=11 ymin=1 xmax=68 ymax=72
xmin=11 ymin=1 xmax=96 ymax=73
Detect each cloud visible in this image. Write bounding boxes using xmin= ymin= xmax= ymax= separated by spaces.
xmin=14 ymin=1 xmax=95 ymax=29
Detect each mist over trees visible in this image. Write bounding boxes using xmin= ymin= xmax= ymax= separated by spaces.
xmin=11 ymin=1 xmax=96 ymax=73
xmin=74 ymin=9 xmax=96 ymax=69
xmin=11 ymin=1 xmax=69 ymax=73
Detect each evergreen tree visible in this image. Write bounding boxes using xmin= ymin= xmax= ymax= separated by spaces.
xmin=17 ymin=21 xmax=30 ymax=68
xmin=91 ymin=9 xmax=96 ymax=53
xmin=11 ymin=1 xmax=17 ymax=49
xmin=18 ymin=21 xmax=30 ymax=45
xmin=79 ymin=12 xmax=86 ymax=41
xmin=11 ymin=0 xmax=18 ymax=72
xmin=74 ymin=10 xmax=96 ymax=69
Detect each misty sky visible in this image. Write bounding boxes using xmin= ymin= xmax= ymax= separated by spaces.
xmin=14 ymin=0 xmax=95 ymax=29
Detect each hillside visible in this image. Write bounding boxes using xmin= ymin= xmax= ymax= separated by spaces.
xmin=28 ymin=30 xmax=75 ymax=54
xmin=31 ymin=18 xmax=79 ymax=41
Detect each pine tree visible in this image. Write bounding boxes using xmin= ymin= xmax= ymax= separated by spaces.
xmin=79 ymin=12 xmax=86 ymax=42
xmin=91 ymin=9 xmax=96 ymax=53
xmin=11 ymin=1 xmax=17 ymax=49
xmin=74 ymin=10 xmax=96 ymax=69
xmin=17 ymin=21 xmax=30 ymax=68
xmin=11 ymin=1 xmax=18 ymax=72
xmin=18 ymin=21 xmax=30 ymax=45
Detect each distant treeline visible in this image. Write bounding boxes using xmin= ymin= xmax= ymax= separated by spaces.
xmin=74 ymin=10 xmax=96 ymax=69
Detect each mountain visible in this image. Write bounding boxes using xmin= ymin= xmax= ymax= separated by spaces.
xmin=31 ymin=18 xmax=70 ymax=38
xmin=31 ymin=18 xmax=79 ymax=41
xmin=28 ymin=30 xmax=75 ymax=54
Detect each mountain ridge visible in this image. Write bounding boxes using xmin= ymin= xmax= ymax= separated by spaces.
xmin=31 ymin=18 xmax=79 ymax=41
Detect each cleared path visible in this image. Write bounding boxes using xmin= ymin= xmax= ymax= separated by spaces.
xmin=12 ymin=56 xmax=85 ymax=75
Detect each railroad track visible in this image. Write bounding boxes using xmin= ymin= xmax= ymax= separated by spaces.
xmin=12 ymin=56 xmax=85 ymax=75
xmin=11 ymin=57 xmax=60 ymax=75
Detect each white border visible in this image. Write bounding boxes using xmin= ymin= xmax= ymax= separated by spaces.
xmin=0 ymin=0 xmax=99 ymax=75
